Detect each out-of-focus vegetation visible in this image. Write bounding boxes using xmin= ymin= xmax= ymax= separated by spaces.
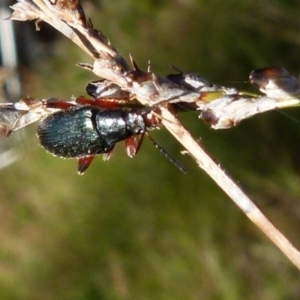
xmin=1 ymin=0 xmax=300 ymax=299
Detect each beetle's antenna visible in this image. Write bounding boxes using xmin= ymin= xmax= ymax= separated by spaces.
xmin=146 ymin=132 xmax=187 ymax=173
xmin=275 ymin=108 xmax=300 ymax=124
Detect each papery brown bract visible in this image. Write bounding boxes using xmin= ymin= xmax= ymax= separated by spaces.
xmin=249 ymin=66 xmax=300 ymax=98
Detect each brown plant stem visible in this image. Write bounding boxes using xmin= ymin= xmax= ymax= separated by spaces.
xmin=159 ymin=106 xmax=300 ymax=270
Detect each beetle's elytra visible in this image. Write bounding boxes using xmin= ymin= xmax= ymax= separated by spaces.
xmin=36 ymin=99 xmax=163 ymax=174
xmin=37 ymin=106 xmax=146 ymax=159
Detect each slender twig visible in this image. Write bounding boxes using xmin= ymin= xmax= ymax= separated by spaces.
xmin=160 ymin=107 xmax=300 ymax=269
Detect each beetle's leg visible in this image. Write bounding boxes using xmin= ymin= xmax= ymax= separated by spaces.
xmin=125 ymin=132 xmax=145 ymax=157
xmin=125 ymin=136 xmax=137 ymax=157
xmin=44 ymin=100 xmax=76 ymax=109
xmin=78 ymin=155 xmax=95 ymax=175
xmin=76 ymin=96 xmax=127 ymax=108
xmin=133 ymin=132 xmax=145 ymax=155
xmin=76 ymin=96 xmax=104 ymax=106
xmin=102 ymin=149 xmax=114 ymax=161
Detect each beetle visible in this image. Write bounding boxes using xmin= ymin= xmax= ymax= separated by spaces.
xmin=36 ymin=96 xmax=185 ymax=174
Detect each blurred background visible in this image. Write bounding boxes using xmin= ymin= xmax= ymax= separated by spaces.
xmin=1 ymin=0 xmax=300 ymax=299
